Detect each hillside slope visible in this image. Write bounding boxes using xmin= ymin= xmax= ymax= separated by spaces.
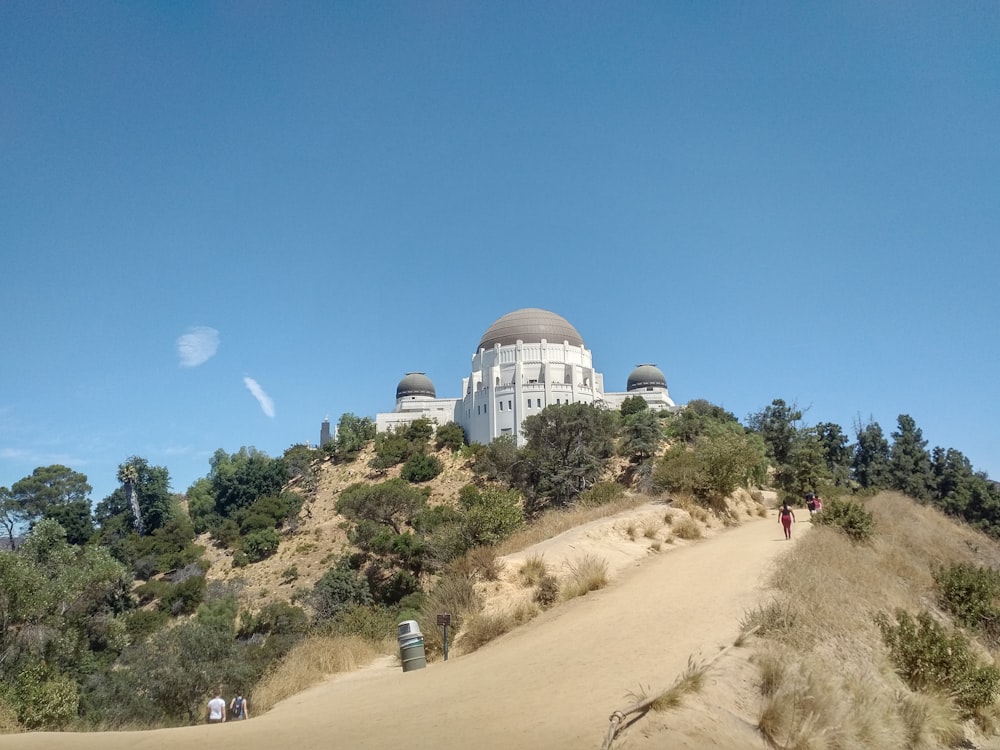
xmin=5 ymin=502 xmax=800 ymax=750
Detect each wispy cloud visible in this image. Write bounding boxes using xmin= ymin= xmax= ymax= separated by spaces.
xmin=177 ymin=326 xmax=220 ymax=367
xmin=243 ymin=377 xmax=276 ymax=418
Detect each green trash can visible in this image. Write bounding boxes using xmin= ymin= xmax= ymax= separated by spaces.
xmin=398 ymin=620 xmax=427 ymax=672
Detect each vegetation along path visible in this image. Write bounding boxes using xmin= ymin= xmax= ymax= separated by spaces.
xmin=8 ymin=509 xmax=810 ymax=750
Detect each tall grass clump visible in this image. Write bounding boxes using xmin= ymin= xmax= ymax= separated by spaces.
xmin=578 ymin=481 xmax=626 ymax=507
xmin=252 ymin=635 xmax=382 ymax=712
xmin=648 ymin=656 xmax=708 ymax=712
xmin=517 ymin=554 xmax=548 ymax=587
xmin=560 ymin=554 xmax=609 ymax=600
xmin=460 ymin=601 xmax=539 ymax=654
xmin=417 ymin=572 xmax=482 ymax=658
xmin=672 ymin=517 xmax=702 ymax=540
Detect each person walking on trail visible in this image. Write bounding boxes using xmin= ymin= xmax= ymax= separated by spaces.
xmin=230 ymin=692 xmax=249 ymax=720
xmin=207 ymin=692 xmax=227 ymax=723
xmin=779 ymin=502 xmax=796 ymax=540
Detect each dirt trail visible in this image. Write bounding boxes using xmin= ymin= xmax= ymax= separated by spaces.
xmin=7 ymin=509 xmax=809 ymax=750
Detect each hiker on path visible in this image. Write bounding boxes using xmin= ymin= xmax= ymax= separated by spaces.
xmin=230 ymin=692 xmax=249 ymax=720
xmin=207 ymin=692 xmax=227 ymax=723
xmin=779 ymin=502 xmax=796 ymax=540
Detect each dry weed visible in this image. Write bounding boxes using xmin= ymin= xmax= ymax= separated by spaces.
xmin=495 ymin=495 xmax=647 ymax=555
xmin=517 ymin=553 xmax=547 ymax=586
xmin=252 ymin=635 xmax=385 ymax=712
xmin=560 ymin=554 xmax=609 ymax=600
xmin=672 ymin=517 xmax=702 ymax=540
xmin=460 ymin=601 xmax=540 ymax=654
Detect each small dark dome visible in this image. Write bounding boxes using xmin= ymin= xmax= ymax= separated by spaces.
xmin=627 ymin=364 xmax=667 ymax=391
xmin=396 ymin=372 xmax=436 ymax=400
xmin=478 ymin=308 xmax=584 ymax=350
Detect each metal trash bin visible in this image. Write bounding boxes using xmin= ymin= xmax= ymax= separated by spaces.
xmin=397 ymin=620 xmax=427 ymax=672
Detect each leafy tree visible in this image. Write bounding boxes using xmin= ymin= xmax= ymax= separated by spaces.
xmin=746 ymin=399 xmax=803 ymax=467
xmin=330 ymin=413 xmax=376 ymax=462
xmin=930 ymin=447 xmax=977 ymax=516
xmin=282 ymin=443 xmax=320 ymax=492
xmin=619 ymin=408 xmax=664 ymax=463
xmin=781 ymin=428 xmax=833 ymax=497
xmin=620 ymin=395 xmax=648 ymax=416
xmin=852 ymin=419 xmax=891 ymax=490
xmin=43 ymin=500 xmax=94 ymax=545
xmin=185 ymin=477 xmax=218 ymax=534
xmin=336 ymin=479 xmax=427 ymax=535
xmin=472 ymin=434 xmax=520 ymax=484
xmin=889 ymin=414 xmax=934 ymax=501
xmin=515 ymin=403 xmax=617 ymax=513
xmin=311 ymin=558 xmax=375 ymax=621
xmin=1 ymin=486 xmax=18 ymax=549
xmin=0 ymin=520 xmax=132 ymax=716
xmin=9 ymin=465 xmax=92 ymax=532
xmin=210 ymin=447 xmax=288 ymax=519
xmin=653 ymin=430 xmax=767 ymax=507
xmin=114 ymin=456 xmax=172 ymax=535
xmin=666 ymin=399 xmax=740 ymax=443
xmin=815 ymin=422 xmax=852 ymax=487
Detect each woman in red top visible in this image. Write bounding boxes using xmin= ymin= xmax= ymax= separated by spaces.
xmin=779 ymin=502 xmax=796 ymax=540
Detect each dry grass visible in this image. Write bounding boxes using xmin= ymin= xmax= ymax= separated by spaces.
xmin=459 ymin=601 xmax=539 ymax=654
xmin=517 ymin=553 xmax=548 ymax=586
xmin=649 ymin=656 xmax=708 ymax=712
xmin=495 ymin=495 xmax=648 ymax=555
xmin=749 ymin=491 xmax=1000 ymax=748
xmin=672 ymin=517 xmax=702 ymax=540
xmin=560 ymin=554 xmax=609 ymax=600
xmin=251 ymin=635 xmax=388 ymax=712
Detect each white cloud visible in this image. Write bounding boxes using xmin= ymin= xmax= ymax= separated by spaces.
xmin=177 ymin=326 xmax=220 ymax=367
xmin=243 ymin=377 xmax=276 ymax=418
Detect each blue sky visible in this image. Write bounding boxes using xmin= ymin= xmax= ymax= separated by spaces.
xmin=2 ymin=2 xmax=998 ymax=504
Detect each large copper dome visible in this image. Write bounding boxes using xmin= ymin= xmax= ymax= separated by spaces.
xmin=478 ymin=308 xmax=584 ymax=350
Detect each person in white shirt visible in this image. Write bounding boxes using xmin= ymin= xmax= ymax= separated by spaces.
xmin=207 ymin=692 xmax=227 ymax=723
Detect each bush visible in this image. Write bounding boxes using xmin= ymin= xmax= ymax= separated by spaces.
xmin=578 ymin=481 xmax=625 ymax=507
xmin=812 ymin=498 xmax=875 ymax=542
xmin=534 ymin=574 xmax=559 ymax=608
xmin=401 ymin=453 xmax=443 ymax=483
xmin=240 ymin=528 xmax=281 ymax=563
xmin=875 ymin=609 xmax=1000 ymax=715
xmin=934 ymin=563 xmax=1000 ymax=645
xmin=435 ymin=422 xmax=466 ymax=452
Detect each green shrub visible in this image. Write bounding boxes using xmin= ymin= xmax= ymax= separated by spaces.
xmin=875 ymin=609 xmax=1000 ymax=715
xmin=934 ymin=563 xmax=1000 ymax=645
xmin=578 ymin=481 xmax=625 ymax=507
xmin=240 ymin=528 xmax=281 ymax=563
xmin=812 ymin=498 xmax=875 ymax=542
xmin=401 ymin=453 xmax=443 ymax=483
xmin=435 ymin=422 xmax=466 ymax=452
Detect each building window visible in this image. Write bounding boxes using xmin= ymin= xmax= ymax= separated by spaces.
xmin=499 ymin=401 xmax=503 ymax=411
xmin=508 ymin=400 xmax=512 ymax=410
xmin=536 ymin=399 xmax=541 ymax=407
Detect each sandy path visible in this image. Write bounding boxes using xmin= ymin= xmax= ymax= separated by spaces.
xmin=8 ymin=510 xmax=808 ymax=750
